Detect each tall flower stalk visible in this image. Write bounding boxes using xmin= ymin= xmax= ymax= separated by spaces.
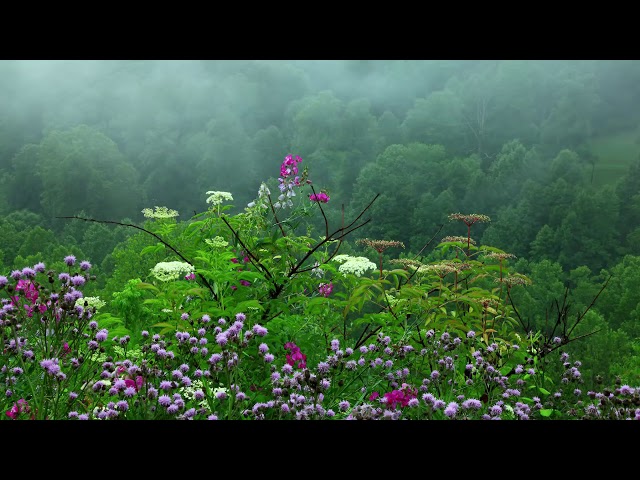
xmin=356 ymin=238 xmax=405 ymax=279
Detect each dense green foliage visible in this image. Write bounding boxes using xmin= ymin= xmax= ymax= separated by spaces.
xmin=3 ymin=155 xmax=638 ymax=420
xmin=1 ymin=60 xmax=640 ymax=418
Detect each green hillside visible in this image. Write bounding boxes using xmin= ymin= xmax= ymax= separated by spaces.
xmin=587 ymin=129 xmax=640 ymax=187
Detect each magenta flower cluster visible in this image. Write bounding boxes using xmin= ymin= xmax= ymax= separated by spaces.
xmin=370 ymin=383 xmax=418 ymax=410
xmin=318 ymin=282 xmax=333 ymax=297
xmin=309 ymin=192 xmax=330 ymax=203
xmin=6 ymin=398 xmax=33 ymax=419
xmin=284 ymin=341 xmax=307 ymax=369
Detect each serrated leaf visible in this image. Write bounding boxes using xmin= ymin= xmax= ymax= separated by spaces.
xmin=136 ymin=282 xmax=160 ymax=292
xmin=140 ymin=243 xmax=165 ymax=256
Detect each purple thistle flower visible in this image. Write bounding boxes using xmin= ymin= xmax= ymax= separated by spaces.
xmin=33 ymin=262 xmax=46 ymax=273
xmin=79 ymin=260 xmax=92 ymax=271
xmin=444 ymin=402 xmax=459 ymax=418
xmin=489 ymin=404 xmax=503 ymax=416
xmin=253 ymin=324 xmax=268 ymax=336
xmin=462 ymin=399 xmax=482 ymax=410
xmin=215 ymin=391 xmax=227 ymax=400
xmin=113 ymin=379 xmax=127 ymax=390
xmin=64 ymin=255 xmax=76 ymax=266
xmin=159 ymin=380 xmax=173 ymax=391
xmin=208 ymin=353 xmax=222 ymax=365
xmin=21 ymin=267 xmax=36 ymax=278
xmin=0 ymin=276 xmax=7 ymax=287
xmin=10 ymin=270 xmax=22 ymax=280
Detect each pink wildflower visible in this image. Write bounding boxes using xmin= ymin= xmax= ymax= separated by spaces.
xmin=309 ymin=192 xmax=330 ymax=203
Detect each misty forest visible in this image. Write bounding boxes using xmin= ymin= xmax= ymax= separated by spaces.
xmin=2 ymin=59 xmax=640 ymax=420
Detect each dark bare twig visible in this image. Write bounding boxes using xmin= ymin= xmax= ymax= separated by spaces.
xmin=567 ymin=275 xmax=611 ymax=338
xmin=266 ymin=193 xmax=287 ymax=237
xmin=400 ymin=224 xmax=445 ymax=288
xmin=220 ymin=216 xmax=274 ymax=281
xmin=309 ymin=184 xmax=330 ymax=239
xmin=56 ymin=215 xmax=218 ymax=301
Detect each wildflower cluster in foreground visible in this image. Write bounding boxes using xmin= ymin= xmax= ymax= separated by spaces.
xmin=2 ymin=154 xmax=638 ymax=420
xmin=3 ymin=256 xmax=638 ymax=420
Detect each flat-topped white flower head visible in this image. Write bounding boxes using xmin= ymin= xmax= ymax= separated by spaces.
xmin=332 ymin=255 xmax=376 ymax=277
xmin=142 ymin=206 xmax=179 ymax=219
xmin=151 ymin=261 xmax=194 ymax=282
xmin=206 ymin=191 xmax=234 ymax=206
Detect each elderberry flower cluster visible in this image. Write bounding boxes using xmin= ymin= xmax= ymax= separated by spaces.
xmin=206 ymin=191 xmax=234 ymax=206
xmin=142 ymin=206 xmax=179 ymax=219
xmin=333 ymin=255 xmax=377 ymax=277
xmin=150 ymin=261 xmax=195 ymax=282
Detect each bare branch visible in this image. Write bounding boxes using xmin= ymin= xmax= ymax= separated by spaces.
xmin=56 ymin=215 xmax=218 ymax=301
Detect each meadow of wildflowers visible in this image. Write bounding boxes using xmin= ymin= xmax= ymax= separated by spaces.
xmin=2 ymin=154 xmax=639 ymax=420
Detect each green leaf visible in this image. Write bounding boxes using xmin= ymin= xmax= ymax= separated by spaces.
xmin=136 ymin=282 xmax=160 ymax=292
xmin=140 ymin=243 xmax=165 ymax=256
xmin=235 ymin=300 xmax=265 ymax=312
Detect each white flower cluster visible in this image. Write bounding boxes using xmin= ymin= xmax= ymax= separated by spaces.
xmin=181 ymin=379 xmax=208 ymax=408
xmin=75 ymin=296 xmax=106 ymax=311
xmin=311 ymin=261 xmax=324 ymax=278
xmin=384 ymin=293 xmax=405 ymax=308
xmin=205 ymin=236 xmax=229 ymax=248
xmin=151 ymin=261 xmax=194 ymax=282
xmin=274 ymin=185 xmax=296 ymax=209
xmin=142 ymin=206 xmax=179 ymax=219
xmin=247 ymin=183 xmax=271 ymax=210
xmin=112 ymin=345 xmax=142 ymax=360
xmin=333 ymin=255 xmax=376 ymax=277
xmin=212 ymin=385 xmax=228 ymax=396
xmin=206 ymin=191 xmax=234 ymax=206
